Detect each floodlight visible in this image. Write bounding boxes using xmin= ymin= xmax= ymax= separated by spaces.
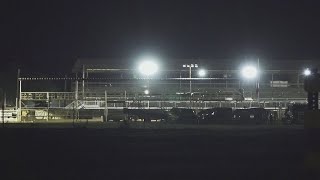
xmin=304 ymin=68 xmax=311 ymax=76
xmin=195 ymin=64 xmax=198 ymax=68
xmin=144 ymin=89 xmax=150 ymax=95
xmin=241 ymin=65 xmax=258 ymax=79
xmin=198 ymin=69 xmax=206 ymax=77
xmin=138 ymin=60 xmax=159 ymax=76
xmin=183 ymin=64 xmax=186 ymax=67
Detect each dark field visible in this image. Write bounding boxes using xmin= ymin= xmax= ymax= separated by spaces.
xmin=0 ymin=125 xmax=317 ymax=179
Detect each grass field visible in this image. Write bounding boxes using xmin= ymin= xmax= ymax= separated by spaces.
xmin=0 ymin=124 xmax=317 ymax=179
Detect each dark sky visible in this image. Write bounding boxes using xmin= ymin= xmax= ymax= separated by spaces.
xmin=2 ymin=0 xmax=320 ymax=74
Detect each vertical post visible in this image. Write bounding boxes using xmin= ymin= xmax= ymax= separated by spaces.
xmin=16 ymin=69 xmax=20 ymax=110
xmin=271 ymin=73 xmax=274 ymax=100
xmin=64 ymin=74 xmax=67 ymax=107
xmin=179 ymin=71 xmax=182 ymax=91
xmin=82 ymin=65 xmax=85 ymax=100
xmin=19 ymin=79 xmax=22 ymax=122
xmin=257 ymin=58 xmax=260 ymax=105
xmin=47 ymin=92 xmax=50 ymax=122
xmin=75 ymin=81 xmax=79 ymax=101
xmin=124 ymin=90 xmax=127 ymax=108
xmin=75 ymin=81 xmax=79 ymax=121
xmin=105 ymin=90 xmax=108 ymax=122
xmin=64 ymin=75 xmax=67 ymax=92
xmin=2 ymin=91 xmax=5 ymax=127
xmin=72 ymin=102 xmax=75 ymax=127
xmin=189 ymin=66 xmax=192 ymax=93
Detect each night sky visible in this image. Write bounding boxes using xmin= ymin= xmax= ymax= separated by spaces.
xmin=1 ymin=0 xmax=320 ymax=74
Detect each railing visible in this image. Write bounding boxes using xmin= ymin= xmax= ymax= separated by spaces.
xmin=60 ymin=99 xmax=312 ymax=110
xmin=21 ymin=92 xmax=75 ymax=100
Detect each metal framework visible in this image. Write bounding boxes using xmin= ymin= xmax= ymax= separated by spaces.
xmin=15 ymin=65 xmax=315 ymax=122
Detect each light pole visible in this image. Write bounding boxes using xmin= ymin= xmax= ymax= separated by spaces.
xmin=138 ymin=58 xmax=159 ymax=99
xmin=241 ymin=64 xmax=258 ymax=102
xmin=183 ymin=64 xmax=198 ymax=93
xmin=257 ymin=58 xmax=260 ymax=103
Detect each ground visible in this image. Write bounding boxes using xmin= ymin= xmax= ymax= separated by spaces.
xmin=0 ymin=124 xmax=317 ymax=179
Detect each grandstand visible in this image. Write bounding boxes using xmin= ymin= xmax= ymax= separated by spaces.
xmin=16 ymin=58 xmax=320 ymax=122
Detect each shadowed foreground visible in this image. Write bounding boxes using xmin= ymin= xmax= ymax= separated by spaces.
xmin=0 ymin=125 xmax=315 ymax=179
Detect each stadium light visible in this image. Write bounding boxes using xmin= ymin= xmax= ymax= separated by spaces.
xmin=241 ymin=65 xmax=258 ymax=79
xmin=183 ymin=63 xmax=199 ymax=93
xmin=304 ymin=68 xmax=311 ymax=76
xmin=198 ymin=69 xmax=206 ymax=77
xmin=138 ymin=58 xmax=159 ymax=76
xmin=144 ymin=89 xmax=150 ymax=95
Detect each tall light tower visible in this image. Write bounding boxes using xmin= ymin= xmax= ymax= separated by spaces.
xmin=183 ymin=64 xmax=198 ymax=93
xmin=138 ymin=57 xmax=159 ymax=95
xmin=241 ymin=64 xmax=259 ymax=102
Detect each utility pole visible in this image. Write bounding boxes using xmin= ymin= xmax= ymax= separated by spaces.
xmin=82 ymin=65 xmax=85 ymax=100
xmin=16 ymin=69 xmax=20 ymax=110
xmin=19 ymin=79 xmax=22 ymax=122
xmin=183 ymin=64 xmax=198 ymax=93
xmin=2 ymin=90 xmax=5 ymax=127
xmin=105 ymin=90 xmax=108 ymax=122
xmin=257 ymin=58 xmax=260 ymax=105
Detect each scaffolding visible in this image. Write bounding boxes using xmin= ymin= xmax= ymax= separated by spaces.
xmin=15 ymin=67 xmax=315 ymax=122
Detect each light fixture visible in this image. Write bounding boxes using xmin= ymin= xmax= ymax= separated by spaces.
xmin=198 ymin=69 xmax=206 ymax=77
xmin=241 ymin=65 xmax=258 ymax=79
xmin=304 ymin=68 xmax=311 ymax=76
xmin=138 ymin=60 xmax=159 ymax=76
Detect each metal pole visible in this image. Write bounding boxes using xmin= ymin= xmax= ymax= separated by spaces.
xmin=19 ymin=80 xmax=22 ymax=122
xmin=82 ymin=65 xmax=85 ymax=100
xmin=124 ymin=90 xmax=127 ymax=108
xmin=47 ymin=92 xmax=49 ymax=122
xmin=179 ymin=71 xmax=181 ymax=91
xmin=64 ymin=74 xmax=67 ymax=107
xmin=189 ymin=66 xmax=192 ymax=93
xmin=257 ymin=58 xmax=260 ymax=104
xmin=271 ymin=73 xmax=274 ymax=100
xmin=16 ymin=69 xmax=20 ymax=111
xmin=105 ymin=90 xmax=108 ymax=122
xmin=75 ymin=81 xmax=79 ymax=121
xmin=72 ymin=102 xmax=75 ymax=127
xmin=75 ymin=81 xmax=79 ymax=101
xmin=64 ymin=74 xmax=67 ymax=92
xmin=2 ymin=91 xmax=5 ymax=127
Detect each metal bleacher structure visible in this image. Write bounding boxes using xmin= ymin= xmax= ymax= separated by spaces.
xmin=17 ymin=58 xmax=320 ymax=121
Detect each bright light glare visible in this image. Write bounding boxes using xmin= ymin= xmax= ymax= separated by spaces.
xmin=241 ymin=66 xmax=258 ymax=79
xmin=144 ymin=89 xmax=150 ymax=95
xmin=304 ymin=68 xmax=311 ymax=76
xmin=138 ymin=61 xmax=159 ymax=76
xmin=198 ymin=69 xmax=206 ymax=77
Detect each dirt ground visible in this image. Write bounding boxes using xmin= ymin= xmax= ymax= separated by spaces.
xmin=0 ymin=125 xmax=317 ymax=179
